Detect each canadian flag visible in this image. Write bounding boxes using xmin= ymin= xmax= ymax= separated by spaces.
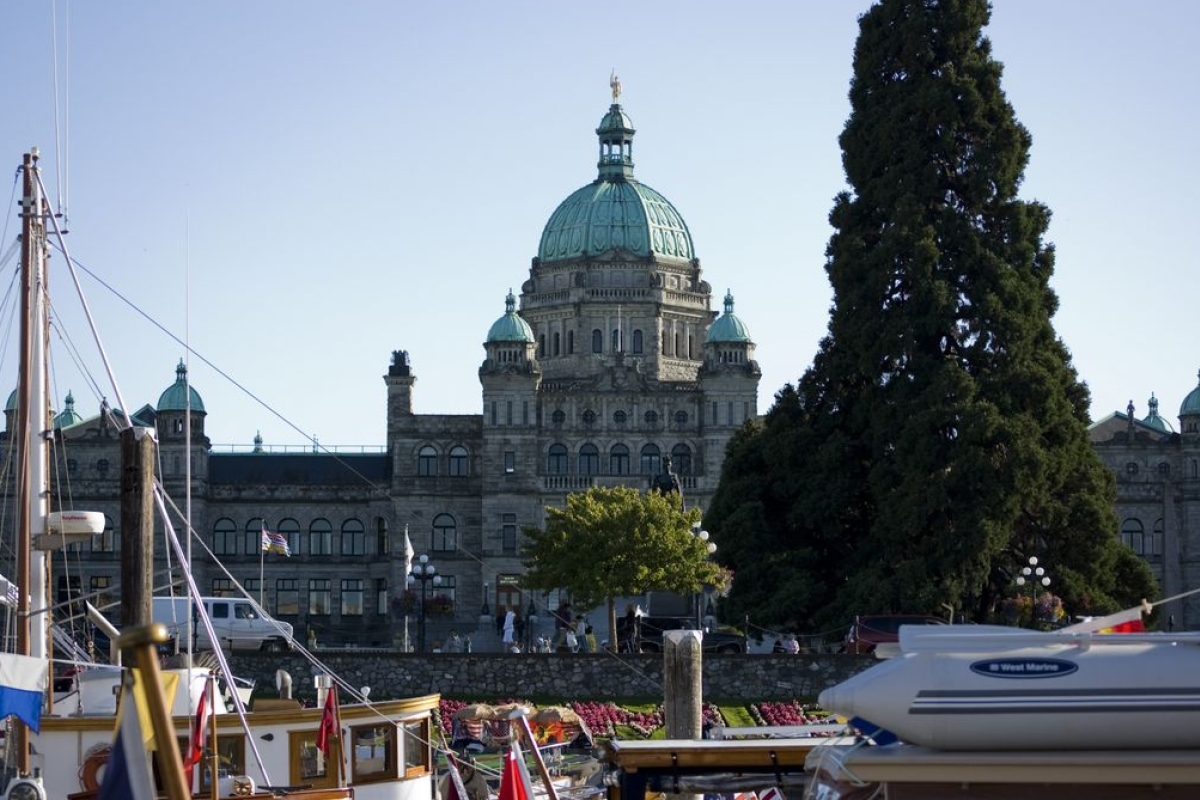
xmin=183 ymin=687 xmax=210 ymax=785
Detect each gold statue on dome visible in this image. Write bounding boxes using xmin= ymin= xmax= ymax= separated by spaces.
xmin=610 ymin=70 xmax=621 ymax=102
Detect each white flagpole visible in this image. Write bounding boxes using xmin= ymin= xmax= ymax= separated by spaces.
xmin=259 ymin=524 xmax=266 ymax=607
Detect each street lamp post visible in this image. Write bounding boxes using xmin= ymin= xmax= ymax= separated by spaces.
xmin=410 ymin=554 xmax=441 ymax=652
xmin=1015 ymin=556 xmax=1051 ymax=628
xmin=692 ymin=523 xmax=717 ymax=630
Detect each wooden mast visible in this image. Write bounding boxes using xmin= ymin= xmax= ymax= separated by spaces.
xmin=15 ymin=148 xmax=50 ymax=778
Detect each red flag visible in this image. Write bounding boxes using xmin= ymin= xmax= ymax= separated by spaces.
xmin=316 ymin=686 xmax=338 ymax=755
xmin=183 ymin=687 xmax=210 ymax=784
xmin=497 ymin=748 xmax=530 ymax=800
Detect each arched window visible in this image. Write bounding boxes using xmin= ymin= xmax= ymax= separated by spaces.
xmin=244 ymin=518 xmax=264 ymax=555
xmin=662 ymin=331 xmax=670 ymax=355
xmin=612 ymin=329 xmax=621 ymax=351
xmin=538 ymin=334 xmax=546 ymax=357
xmin=449 ymin=445 xmax=469 ymax=477
xmin=672 ymin=443 xmax=693 ymax=475
xmin=568 ymin=330 xmax=575 ymax=354
xmin=1125 ymin=462 xmax=1139 ymax=476
xmin=592 ymin=329 xmax=603 ymax=353
xmin=547 ymin=443 xmax=568 ymax=474
xmin=632 ymin=330 xmax=643 ymax=354
xmin=674 ymin=410 xmax=688 ymax=426
xmin=1152 ymin=518 xmax=1165 ymax=557
xmin=278 ymin=518 xmax=301 ymax=557
xmin=418 ymin=445 xmax=438 ymax=477
xmin=309 ymin=518 xmax=333 ymax=556
xmin=1157 ymin=462 xmax=1171 ymax=477
xmin=341 ymin=519 xmax=365 ymax=556
xmin=579 ymin=443 xmax=600 ymax=475
xmin=641 ymin=444 xmax=661 ymax=475
xmin=552 ymin=409 xmax=566 ymax=426
xmin=553 ymin=332 xmax=561 ymax=356
xmin=614 ymin=410 xmax=627 ymax=426
xmin=1120 ymin=518 xmax=1144 ymax=555
xmin=432 ymin=514 xmax=457 ymax=551
xmin=582 ymin=409 xmax=597 ymax=425
xmin=213 ymin=518 xmax=237 ymax=556
xmin=644 ymin=410 xmax=658 ymax=427
xmin=609 ymin=444 xmax=630 ymax=475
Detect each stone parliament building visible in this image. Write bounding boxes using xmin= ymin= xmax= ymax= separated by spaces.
xmin=6 ymin=96 xmax=762 ymax=649
xmin=10 ymin=94 xmax=1200 ymax=647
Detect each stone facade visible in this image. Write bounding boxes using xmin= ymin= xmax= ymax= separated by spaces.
xmin=1089 ymin=383 xmax=1200 ymax=629
xmin=8 ymin=98 xmax=760 ymax=650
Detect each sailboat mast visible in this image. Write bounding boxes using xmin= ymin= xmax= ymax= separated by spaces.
xmin=16 ymin=148 xmax=51 ymax=775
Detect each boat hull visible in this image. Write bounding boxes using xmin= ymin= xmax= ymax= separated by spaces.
xmin=819 ymin=639 xmax=1200 ymax=750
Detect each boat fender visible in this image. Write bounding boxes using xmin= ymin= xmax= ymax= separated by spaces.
xmin=79 ymin=744 xmax=110 ymax=792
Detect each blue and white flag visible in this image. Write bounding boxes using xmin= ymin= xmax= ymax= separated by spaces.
xmin=99 ymin=681 xmax=157 ymax=800
xmin=0 ymin=653 xmax=47 ymax=733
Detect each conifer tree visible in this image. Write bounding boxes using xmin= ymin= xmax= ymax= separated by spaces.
xmin=706 ymin=0 xmax=1156 ymax=630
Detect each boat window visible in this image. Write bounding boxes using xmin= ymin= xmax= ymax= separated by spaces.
xmin=352 ymin=723 xmax=397 ymax=783
xmin=402 ymin=718 xmax=431 ymax=777
xmin=180 ymin=734 xmax=244 ymax=792
xmin=289 ymin=730 xmax=337 ymax=788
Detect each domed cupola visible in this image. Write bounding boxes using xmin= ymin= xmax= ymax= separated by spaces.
xmin=481 ymin=291 xmax=540 ymax=376
xmin=157 ymin=360 xmax=206 ymax=413
xmin=53 ymin=391 xmax=84 ymax=429
xmin=1181 ymin=369 xmax=1200 ymax=417
xmin=706 ymin=291 xmax=753 ymax=344
xmin=486 ymin=290 xmax=534 ymax=344
xmin=1142 ymin=393 xmax=1175 ymax=433
xmin=537 ymin=79 xmax=694 ymax=264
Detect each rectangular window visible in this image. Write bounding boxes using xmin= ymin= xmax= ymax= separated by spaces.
xmin=309 ymin=579 xmax=332 ymax=615
xmin=290 ymin=730 xmax=337 ymax=788
xmin=213 ymin=527 xmax=238 ymax=556
xmin=376 ymin=578 xmax=388 ymax=615
xmin=341 ymin=524 xmax=366 ymax=556
xmin=244 ymin=579 xmax=261 ymax=604
xmin=523 ymin=401 xmax=529 ymax=426
xmin=403 ymin=719 xmax=431 ymax=777
xmin=90 ymin=576 xmax=114 ymax=610
xmin=276 ymin=579 xmax=299 ymax=615
xmin=728 ymin=401 xmax=734 ymax=425
xmin=212 ymin=578 xmax=234 ymax=597
xmin=351 ymin=723 xmax=397 ymax=783
xmin=341 ymin=579 xmax=364 ymax=616
xmin=712 ymin=401 xmax=718 ymax=425
xmin=504 ymin=451 xmax=515 ymax=474
xmin=502 ymin=514 xmax=517 ymax=554
xmin=490 ymin=401 xmax=497 ymax=426
xmin=376 ymin=518 xmax=389 ymax=555
xmin=180 ymin=735 xmax=245 ymax=792
xmin=506 ymin=401 xmax=513 ymax=426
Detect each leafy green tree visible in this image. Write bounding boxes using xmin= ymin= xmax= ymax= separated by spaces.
xmin=522 ymin=486 xmax=722 ymax=651
xmin=706 ymin=0 xmax=1156 ymax=633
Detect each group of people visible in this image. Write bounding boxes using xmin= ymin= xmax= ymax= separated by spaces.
xmin=495 ymin=601 xmax=599 ymax=653
xmin=771 ymin=633 xmax=802 ymax=654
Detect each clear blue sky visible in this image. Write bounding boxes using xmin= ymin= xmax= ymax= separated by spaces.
xmin=3 ymin=1 xmax=1197 ymax=448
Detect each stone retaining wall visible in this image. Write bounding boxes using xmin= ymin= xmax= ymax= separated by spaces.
xmin=229 ymin=652 xmax=874 ymax=703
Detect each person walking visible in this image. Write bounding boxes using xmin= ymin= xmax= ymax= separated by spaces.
xmin=502 ymin=608 xmax=516 ymax=650
xmin=583 ymin=624 xmax=598 ymax=653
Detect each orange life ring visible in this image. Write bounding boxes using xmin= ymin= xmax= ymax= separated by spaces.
xmin=80 ymin=745 xmax=111 ymax=792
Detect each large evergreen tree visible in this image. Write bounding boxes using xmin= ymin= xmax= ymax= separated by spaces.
xmin=706 ymin=0 xmax=1156 ymax=631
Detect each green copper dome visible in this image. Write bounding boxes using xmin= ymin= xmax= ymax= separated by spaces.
xmin=706 ymin=291 xmax=752 ymax=343
xmin=1142 ymin=393 xmax=1175 ymax=433
xmin=537 ymin=102 xmax=694 ymax=263
xmin=5 ymin=390 xmax=15 ymax=412
xmin=1181 ymin=369 xmax=1200 ymax=416
xmin=486 ymin=291 xmax=534 ymax=343
xmin=54 ymin=391 xmax=84 ymax=429
xmin=157 ymin=360 xmax=206 ymax=413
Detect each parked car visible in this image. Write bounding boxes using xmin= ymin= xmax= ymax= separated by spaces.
xmin=843 ymin=614 xmax=946 ymax=654
xmin=636 ymin=615 xmax=746 ymax=654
